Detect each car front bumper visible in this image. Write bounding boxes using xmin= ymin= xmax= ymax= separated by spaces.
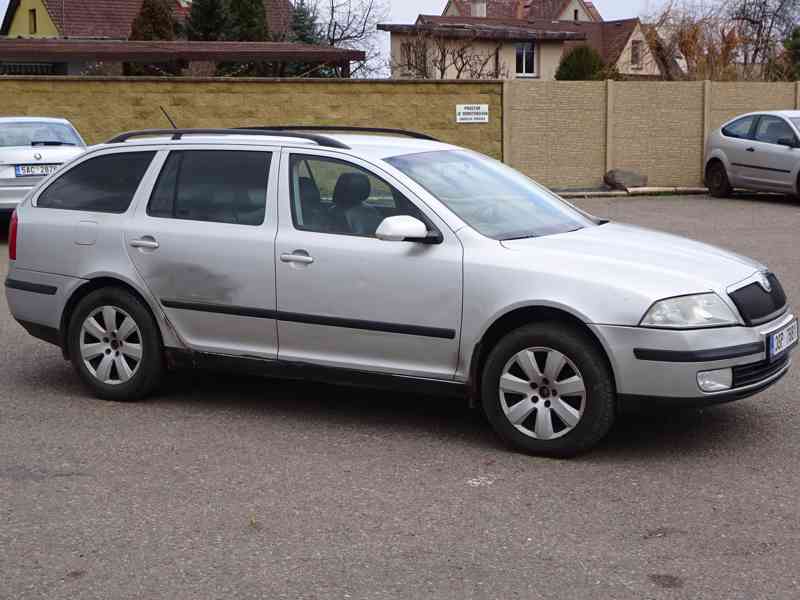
xmin=591 ymin=311 xmax=795 ymax=409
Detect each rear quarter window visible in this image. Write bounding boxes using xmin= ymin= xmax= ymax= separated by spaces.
xmin=37 ymin=151 xmax=155 ymax=213
xmin=721 ymin=117 xmax=756 ymax=140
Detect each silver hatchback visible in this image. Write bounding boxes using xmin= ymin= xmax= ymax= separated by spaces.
xmin=6 ymin=128 xmax=797 ymax=456
xmin=705 ymin=110 xmax=800 ymax=197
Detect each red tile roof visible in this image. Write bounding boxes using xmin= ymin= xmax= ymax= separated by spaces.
xmin=1 ymin=0 xmax=292 ymax=39
xmin=447 ymin=0 xmax=604 ymax=22
xmin=0 ymin=38 xmax=364 ymax=62
xmin=380 ymin=15 xmax=587 ymax=43
xmin=584 ymin=1 xmax=603 ymax=21
xmin=559 ymin=18 xmax=640 ymax=65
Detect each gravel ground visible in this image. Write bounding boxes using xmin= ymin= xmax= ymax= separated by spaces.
xmin=1 ymin=195 xmax=799 ymax=600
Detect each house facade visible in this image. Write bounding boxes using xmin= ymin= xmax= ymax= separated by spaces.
xmin=380 ymin=0 xmax=662 ymax=81
xmin=0 ymin=0 xmax=295 ymax=75
xmin=0 ymin=0 xmax=292 ymax=40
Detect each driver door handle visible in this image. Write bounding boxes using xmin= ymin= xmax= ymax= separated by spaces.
xmin=130 ymin=236 xmax=160 ymax=250
xmin=281 ymin=251 xmax=314 ymax=265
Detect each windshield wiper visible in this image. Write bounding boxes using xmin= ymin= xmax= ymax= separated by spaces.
xmin=31 ymin=141 xmax=76 ymax=146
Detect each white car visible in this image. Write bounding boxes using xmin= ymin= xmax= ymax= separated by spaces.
xmin=0 ymin=117 xmax=86 ymax=213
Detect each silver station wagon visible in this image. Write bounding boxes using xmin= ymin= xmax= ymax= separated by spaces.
xmin=5 ymin=128 xmax=797 ymax=457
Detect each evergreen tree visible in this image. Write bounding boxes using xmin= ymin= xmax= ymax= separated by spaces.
xmin=186 ymin=0 xmax=229 ymax=41
xmin=291 ymin=0 xmax=321 ymax=45
xmin=555 ymin=46 xmax=606 ymax=81
xmin=227 ymin=0 xmax=268 ymax=42
xmin=130 ymin=0 xmax=178 ymax=41
xmin=127 ymin=0 xmax=179 ymax=75
xmin=784 ymin=27 xmax=800 ymax=80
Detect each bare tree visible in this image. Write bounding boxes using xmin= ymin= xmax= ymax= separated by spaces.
xmin=393 ymin=31 xmax=508 ymax=80
xmin=727 ymin=0 xmax=800 ymax=78
xmin=644 ymin=1 xmax=743 ymax=80
xmin=314 ymin=0 xmax=390 ymax=77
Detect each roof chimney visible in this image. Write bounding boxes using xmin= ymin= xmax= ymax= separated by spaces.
xmin=471 ymin=0 xmax=487 ymax=18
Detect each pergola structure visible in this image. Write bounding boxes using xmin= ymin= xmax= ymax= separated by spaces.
xmin=0 ymin=39 xmax=365 ymax=76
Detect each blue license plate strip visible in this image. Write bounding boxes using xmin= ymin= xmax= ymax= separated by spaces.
xmin=768 ymin=319 xmax=798 ymax=362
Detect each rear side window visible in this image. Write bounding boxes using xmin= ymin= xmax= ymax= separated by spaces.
xmin=721 ymin=116 xmax=755 ymax=140
xmin=753 ymin=116 xmax=795 ymax=145
xmin=37 ymin=151 xmax=155 ymax=213
xmin=148 ymin=150 xmax=270 ymax=226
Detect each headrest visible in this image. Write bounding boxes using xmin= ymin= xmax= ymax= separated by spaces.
xmin=333 ymin=172 xmax=371 ymax=209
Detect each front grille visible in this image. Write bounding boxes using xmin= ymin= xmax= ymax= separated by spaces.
xmin=732 ymin=354 xmax=790 ymax=388
xmin=729 ymin=273 xmax=787 ymax=326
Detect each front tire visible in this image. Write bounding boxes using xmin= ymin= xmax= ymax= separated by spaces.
xmin=481 ymin=322 xmax=615 ymax=457
xmin=706 ymin=161 xmax=732 ymax=198
xmin=67 ymin=287 xmax=163 ymax=401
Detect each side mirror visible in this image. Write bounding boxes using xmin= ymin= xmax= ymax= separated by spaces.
xmin=376 ymin=216 xmax=436 ymax=243
xmin=777 ymin=137 xmax=799 ymax=148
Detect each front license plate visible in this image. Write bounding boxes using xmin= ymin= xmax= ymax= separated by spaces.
xmin=768 ymin=319 xmax=798 ymax=361
xmin=15 ymin=164 xmax=59 ymax=177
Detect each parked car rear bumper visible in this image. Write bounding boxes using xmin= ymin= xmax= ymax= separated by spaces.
xmin=591 ymin=311 xmax=795 ymax=405
xmin=0 ymin=185 xmax=32 ymax=211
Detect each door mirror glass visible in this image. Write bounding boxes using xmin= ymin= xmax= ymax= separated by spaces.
xmin=777 ymin=137 xmax=798 ymax=148
xmin=376 ymin=215 xmax=429 ymax=242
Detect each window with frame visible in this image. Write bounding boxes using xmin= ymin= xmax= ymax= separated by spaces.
xmin=28 ymin=9 xmax=37 ymax=34
xmin=753 ymin=116 xmax=796 ymax=145
xmin=515 ymin=43 xmax=536 ymax=77
xmin=37 ymin=151 xmax=155 ymax=213
xmin=148 ymin=150 xmax=270 ymax=226
xmin=631 ymin=40 xmax=643 ymax=68
xmin=289 ymin=155 xmax=430 ymax=238
xmin=721 ymin=116 xmax=756 ymax=140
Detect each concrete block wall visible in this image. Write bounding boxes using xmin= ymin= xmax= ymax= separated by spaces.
xmin=0 ymin=77 xmax=503 ymax=159
xmin=2 ymin=76 xmax=799 ymax=189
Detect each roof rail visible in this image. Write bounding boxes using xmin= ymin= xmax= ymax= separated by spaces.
xmin=240 ymin=126 xmax=440 ymax=142
xmin=105 ymin=128 xmax=350 ymax=149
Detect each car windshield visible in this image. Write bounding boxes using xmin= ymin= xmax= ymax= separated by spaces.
xmin=790 ymin=118 xmax=800 ymax=131
xmin=385 ymin=150 xmax=594 ymax=240
xmin=0 ymin=122 xmax=83 ymax=148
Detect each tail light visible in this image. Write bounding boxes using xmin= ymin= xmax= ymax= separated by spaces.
xmin=8 ymin=210 xmax=18 ymax=260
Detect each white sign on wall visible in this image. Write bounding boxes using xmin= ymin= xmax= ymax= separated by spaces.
xmin=456 ymin=104 xmax=489 ymax=124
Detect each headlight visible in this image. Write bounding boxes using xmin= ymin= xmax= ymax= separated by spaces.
xmin=640 ymin=293 xmax=739 ymax=329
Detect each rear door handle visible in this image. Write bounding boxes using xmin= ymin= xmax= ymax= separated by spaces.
xmin=746 ymin=147 xmax=756 ymax=152
xmin=280 ymin=252 xmax=314 ymax=265
xmin=130 ymin=236 xmax=160 ymax=250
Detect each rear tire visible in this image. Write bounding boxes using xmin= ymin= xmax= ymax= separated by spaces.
xmin=67 ymin=287 xmax=163 ymax=402
xmin=706 ymin=161 xmax=733 ymax=198
xmin=480 ymin=322 xmax=615 ymax=457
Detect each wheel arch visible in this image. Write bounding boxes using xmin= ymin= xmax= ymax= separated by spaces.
xmin=468 ymin=304 xmax=618 ymax=407
xmin=59 ymin=275 xmax=169 ymax=360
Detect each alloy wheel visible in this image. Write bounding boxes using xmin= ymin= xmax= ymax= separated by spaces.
xmin=80 ymin=305 xmax=143 ymax=385
xmin=498 ymin=347 xmax=586 ymax=440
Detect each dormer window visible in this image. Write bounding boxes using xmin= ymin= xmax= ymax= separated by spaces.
xmin=471 ymin=0 xmax=487 ymax=17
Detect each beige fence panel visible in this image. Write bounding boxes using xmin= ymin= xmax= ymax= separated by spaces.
xmin=612 ymin=81 xmax=705 ymax=187
xmin=708 ymin=82 xmax=796 ymax=132
xmin=504 ymin=80 xmax=607 ymax=189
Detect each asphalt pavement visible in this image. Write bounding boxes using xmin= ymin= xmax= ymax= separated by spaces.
xmin=1 ymin=195 xmax=799 ymax=599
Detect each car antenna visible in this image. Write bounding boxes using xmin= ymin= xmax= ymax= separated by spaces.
xmin=160 ymin=106 xmax=178 ymax=129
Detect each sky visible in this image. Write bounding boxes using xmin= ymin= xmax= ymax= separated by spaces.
xmin=0 ymin=1 xmax=657 ymax=31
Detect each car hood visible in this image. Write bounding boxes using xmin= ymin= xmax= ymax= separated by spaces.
xmin=501 ymin=222 xmax=764 ymax=299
